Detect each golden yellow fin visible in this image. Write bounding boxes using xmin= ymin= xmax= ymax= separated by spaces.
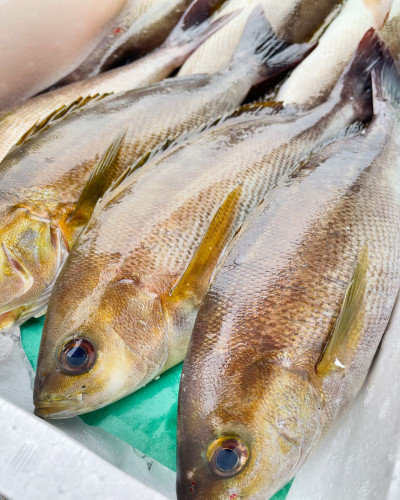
xmin=317 ymin=245 xmax=369 ymax=376
xmin=5 ymin=93 xmax=110 ymax=157
xmin=169 ymin=185 xmax=243 ymax=304
xmin=67 ymin=131 xmax=126 ymax=227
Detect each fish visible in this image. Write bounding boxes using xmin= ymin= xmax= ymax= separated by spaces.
xmin=0 ymin=6 xmax=313 ymax=333
xmin=276 ymin=0 xmax=393 ymax=108
xmin=176 ymin=48 xmax=400 ymax=500
xmin=178 ymin=0 xmax=342 ymax=77
xmin=0 ymin=0 xmax=236 ymax=163
xmin=0 ymin=0 xmax=126 ymax=110
xmin=32 ymin=30 xmax=382 ymax=419
xmin=59 ymin=0 xmax=193 ymax=84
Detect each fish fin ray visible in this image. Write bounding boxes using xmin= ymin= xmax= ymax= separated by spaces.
xmin=100 ymin=101 xmax=284 ymax=208
xmin=371 ymin=43 xmax=400 ymax=114
xmin=163 ymin=0 xmax=239 ymax=54
xmin=317 ymin=245 xmax=369 ymax=375
xmin=4 ymin=94 xmax=110 ymax=157
xmin=67 ymin=131 xmax=126 ymax=227
xmin=168 ymin=185 xmax=243 ymax=304
xmin=232 ymin=5 xmax=316 ymax=86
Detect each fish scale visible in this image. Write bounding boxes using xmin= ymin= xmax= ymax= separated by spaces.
xmin=176 ymin=58 xmax=400 ymax=499
xmin=33 ymin=31 xmax=380 ymax=419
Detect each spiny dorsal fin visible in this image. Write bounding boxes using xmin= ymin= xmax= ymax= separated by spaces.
xmin=168 ymin=185 xmax=243 ymax=304
xmin=100 ymin=101 xmax=284 ymax=208
xmin=317 ymin=245 xmax=369 ymax=376
xmin=5 ymin=93 xmax=110 ymax=157
xmin=67 ymin=131 xmax=126 ymax=227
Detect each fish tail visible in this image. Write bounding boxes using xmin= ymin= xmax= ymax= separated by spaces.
xmin=371 ymin=42 xmax=400 ymax=115
xmin=162 ymin=0 xmax=238 ymax=62
xmin=334 ymin=29 xmax=386 ymax=123
xmin=232 ymin=5 xmax=316 ymax=86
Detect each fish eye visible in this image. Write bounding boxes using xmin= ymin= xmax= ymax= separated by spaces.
xmin=207 ymin=437 xmax=249 ymax=477
xmin=58 ymin=338 xmax=96 ymax=375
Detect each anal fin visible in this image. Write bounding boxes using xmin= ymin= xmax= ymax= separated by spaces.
xmin=317 ymin=245 xmax=368 ymax=376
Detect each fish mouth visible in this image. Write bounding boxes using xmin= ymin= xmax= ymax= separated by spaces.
xmin=34 ymin=394 xmax=84 ymax=419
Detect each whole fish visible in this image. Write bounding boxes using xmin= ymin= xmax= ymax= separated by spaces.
xmin=0 ymin=0 xmax=126 ymax=110
xmin=60 ymin=0 xmax=192 ymax=84
xmin=32 ymin=31 xmax=381 ymax=419
xmin=0 ymin=7 xmax=312 ymax=333
xmin=276 ymin=0 xmax=392 ymax=108
xmin=178 ymin=0 xmax=342 ymax=76
xmin=0 ymin=0 xmax=235 ymax=163
xmin=176 ymin=50 xmax=400 ymax=499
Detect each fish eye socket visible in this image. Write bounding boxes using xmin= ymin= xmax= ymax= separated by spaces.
xmin=58 ymin=339 xmax=96 ymax=375
xmin=207 ymin=437 xmax=249 ymax=477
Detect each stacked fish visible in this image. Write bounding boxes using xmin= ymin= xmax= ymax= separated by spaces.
xmin=1 ymin=0 xmax=400 ymax=498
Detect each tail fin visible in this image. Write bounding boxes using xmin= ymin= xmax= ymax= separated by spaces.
xmin=232 ymin=5 xmax=316 ymax=85
xmin=333 ymin=29 xmax=385 ymax=123
xmin=371 ymin=43 xmax=400 ymax=115
xmin=161 ymin=0 xmax=239 ymax=62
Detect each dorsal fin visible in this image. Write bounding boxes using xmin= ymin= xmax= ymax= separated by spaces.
xmin=168 ymin=185 xmax=243 ymax=305
xmin=317 ymin=245 xmax=369 ymax=376
xmin=99 ymin=101 xmax=284 ymax=209
xmin=67 ymin=132 xmax=126 ymax=228
xmin=5 ymin=93 xmax=110 ymax=157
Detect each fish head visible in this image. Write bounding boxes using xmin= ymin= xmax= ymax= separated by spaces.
xmin=0 ymin=206 xmax=67 ymax=330
xmin=177 ymin=361 xmax=322 ymax=499
xmin=34 ymin=272 xmax=168 ymax=418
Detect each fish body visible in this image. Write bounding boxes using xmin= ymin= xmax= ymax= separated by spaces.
xmin=0 ymin=8 xmax=313 ymax=332
xmin=32 ymin=32 xmax=380 ymax=418
xmin=277 ymin=0 xmax=392 ymax=108
xmin=179 ymin=0 xmax=342 ymax=76
xmin=176 ymin=54 xmax=400 ymax=499
xmin=0 ymin=0 xmax=126 ymax=110
xmin=61 ymin=0 xmax=191 ymax=84
xmin=0 ymin=0 xmax=233 ymax=163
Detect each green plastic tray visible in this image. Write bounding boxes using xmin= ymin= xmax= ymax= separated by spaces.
xmin=21 ymin=316 xmax=292 ymax=498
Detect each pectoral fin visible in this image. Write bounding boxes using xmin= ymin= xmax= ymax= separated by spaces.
xmin=316 ymin=245 xmax=368 ymax=376
xmin=168 ymin=185 xmax=243 ymax=305
xmin=67 ymin=132 xmax=126 ymax=227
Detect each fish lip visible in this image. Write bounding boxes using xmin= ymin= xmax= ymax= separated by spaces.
xmin=34 ymin=394 xmax=84 ymax=419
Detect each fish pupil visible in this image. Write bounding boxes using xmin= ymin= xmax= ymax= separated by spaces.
xmin=66 ymin=346 xmax=88 ymax=367
xmin=216 ymin=448 xmax=239 ymax=472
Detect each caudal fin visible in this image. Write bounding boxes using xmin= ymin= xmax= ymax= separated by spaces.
xmin=371 ymin=42 xmax=400 ymax=115
xmin=232 ymin=5 xmax=316 ymax=85
xmin=162 ymin=0 xmax=239 ymax=63
xmin=333 ymin=29 xmax=385 ymax=123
